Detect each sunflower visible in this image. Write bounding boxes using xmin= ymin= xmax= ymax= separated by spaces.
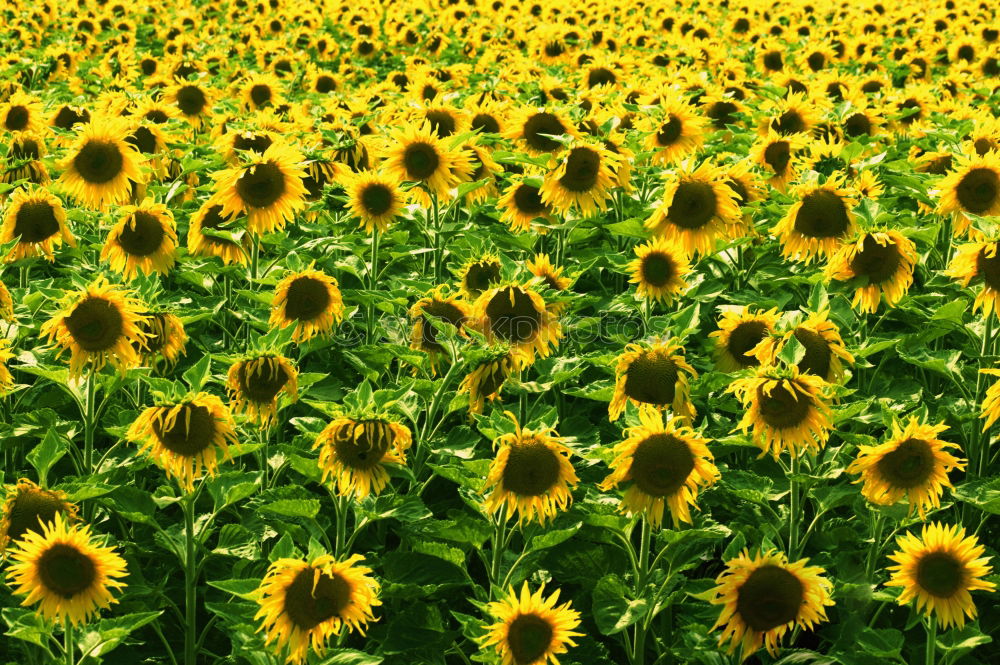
xmin=5 ymin=513 xmax=128 ymax=626
xmin=526 ymin=253 xmax=571 ymax=293
xmin=270 ymin=269 xmax=344 ymax=342
xmin=722 ymin=160 xmax=763 ymax=212
xmin=127 ymin=393 xmax=237 ymax=491
xmin=482 ymin=583 xmax=582 ymax=665
xmin=458 ymin=254 xmax=503 ymax=299
xmin=1 ymin=92 xmax=44 ymax=134
xmin=211 ymin=143 xmax=308 ymax=235
xmin=132 ymin=311 xmax=187 ymax=366
xmin=313 ymin=416 xmax=411 ymax=499
xmin=645 ymin=161 xmax=741 ymax=255
xmin=57 ymin=117 xmax=143 ymax=209
xmin=343 ymin=170 xmax=406 ymax=233
xmin=3 ymin=131 xmax=49 ymax=185
xmin=0 ymin=339 xmax=12 ymax=392
xmin=886 ymin=523 xmax=995 ymax=629
xmin=186 ymin=200 xmax=248 ymax=265
xmin=826 ymin=230 xmax=917 ymax=313
xmin=255 ymin=554 xmax=381 ymax=665
xmin=0 ymin=479 xmax=79 ymax=554
xmin=473 ymin=284 xmax=562 ymax=366
xmin=609 ymin=339 xmax=697 ymax=422
xmin=227 ymin=353 xmax=299 ymax=426
xmin=0 ymin=281 xmax=12 ymax=321
xmin=41 ymin=277 xmax=148 ymax=378
xmin=539 ymin=141 xmax=620 ymax=217
xmin=729 ymin=365 xmax=834 ymax=458
xmin=498 ymin=177 xmax=554 ymax=233
xmin=937 ymin=152 xmax=1000 ymax=236
xmin=774 ymin=174 xmax=857 ymax=263
xmin=757 ymin=93 xmax=818 ymax=137
xmin=459 ymin=348 xmax=516 ymax=415
xmin=644 ymin=100 xmax=705 ymax=164
xmin=163 ymin=81 xmax=212 ymax=127
xmin=0 ymin=186 xmax=74 ymax=262
xmin=600 ymin=407 xmax=718 ymax=528
xmin=409 ymin=285 xmax=471 ymax=370
xmin=627 ymin=237 xmax=691 ymax=304
xmin=946 ymin=241 xmax=1000 ymax=320
xmin=101 ymin=200 xmax=177 ymax=278
xmin=382 ymin=122 xmax=466 ymax=200
xmin=483 ymin=412 xmax=578 ymax=525
xmin=710 ymin=308 xmax=780 ymax=372
xmin=751 ymin=131 xmax=806 ymax=191
xmin=847 ymin=418 xmax=965 ymax=518
xmin=710 ymin=549 xmax=833 ymax=661
xmin=752 ymin=311 xmax=854 ymax=382
xmin=505 ymin=107 xmax=579 ymax=155
xmin=241 ymin=72 xmax=284 ymax=111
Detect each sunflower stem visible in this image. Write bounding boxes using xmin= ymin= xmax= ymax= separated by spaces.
xmin=865 ymin=511 xmax=885 ymax=580
xmin=63 ymin=623 xmax=74 ymax=665
xmin=83 ymin=370 xmax=96 ymax=478
xmin=431 ymin=192 xmax=442 ymax=284
xmin=183 ymin=489 xmax=198 ymax=665
xmin=788 ymin=454 xmax=801 ymax=558
xmin=489 ymin=503 xmax=508 ymax=597
xmin=632 ymin=516 xmax=652 ymax=665
xmin=367 ymin=228 xmax=380 ymax=344
xmin=925 ymin=615 xmax=937 ymax=665
xmin=973 ymin=314 xmax=994 ymax=478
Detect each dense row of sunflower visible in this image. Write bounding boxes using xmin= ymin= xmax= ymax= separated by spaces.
xmin=0 ymin=0 xmax=998 ymax=664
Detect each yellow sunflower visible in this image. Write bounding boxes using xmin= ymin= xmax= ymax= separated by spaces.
xmin=526 ymin=254 xmax=571 ymax=294
xmin=0 ymin=281 xmax=12 ymax=321
xmin=227 ymin=353 xmax=299 ymax=426
xmin=750 ymin=311 xmax=854 ymax=382
xmin=646 ymin=161 xmax=741 ymax=255
xmin=955 ymin=244 xmax=1000 ymax=323
xmin=163 ymin=81 xmax=212 ymax=127
xmin=255 ymin=554 xmax=381 ymax=665
xmin=886 ymin=523 xmax=995 ymax=629
xmin=0 ymin=479 xmax=79 ymax=554
xmin=627 ymin=237 xmax=691 ymax=304
xmin=270 ymin=269 xmax=344 ymax=342
xmin=343 ymin=170 xmax=406 ymax=233
xmin=609 ymin=339 xmax=697 ymax=422
xmin=211 ymin=143 xmax=308 ymax=235
xmin=5 ymin=513 xmax=128 ymax=626
xmin=600 ymin=407 xmax=718 ymax=528
xmin=539 ymin=141 xmax=621 ymax=217
xmin=498 ymin=177 xmax=554 ymax=233
xmin=101 ymin=200 xmax=177 ymax=278
xmin=728 ymin=365 xmax=834 ymax=458
xmin=1 ymin=91 xmax=44 ymax=134
xmin=644 ymin=99 xmax=705 ymax=164
xmin=133 ymin=311 xmax=187 ymax=366
xmin=710 ymin=308 xmax=780 ymax=372
xmin=504 ymin=107 xmax=579 ymax=156
xmin=979 ymin=368 xmax=1000 ymax=430
xmin=127 ymin=393 xmax=238 ymax=492
xmin=240 ymin=72 xmax=284 ymax=111
xmin=186 ymin=200 xmax=248 ymax=265
xmin=774 ymin=174 xmax=857 ymax=263
xmin=409 ymin=285 xmax=471 ymax=370
xmin=0 ymin=339 xmax=13 ymax=392
xmin=313 ymin=416 xmax=412 ymax=500
xmin=751 ymin=131 xmax=806 ymax=191
xmin=57 ymin=117 xmax=143 ymax=209
xmin=459 ymin=348 xmax=516 ymax=415
xmin=458 ymin=254 xmax=503 ymax=299
xmin=0 ymin=186 xmax=74 ymax=262
xmin=473 ymin=284 xmax=562 ymax=366
xmin=482 ymin=583 xmax=582 ymax=665
xmin=826 ymin=230 xmax=917 ymax=314
xmin=382 ymin=122 xmax=467 ymax=200
xmin=710 ymin=549 xmax=833 ymax=661
xmin=483 ymin=412 xmax=578 ymax=525
xmin=937 ymin=152 xmax=1000 ymax=236
xmin=41 ymin=277 xmax=148 ymax=378
xmin=847 ymin=418 xmax=965 ymax=519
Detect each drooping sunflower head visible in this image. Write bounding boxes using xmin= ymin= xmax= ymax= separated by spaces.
xmin=753 ymin=310 xmax=854 ymax=382
xmin=847 ymin=417 xmax=965 ymax=518
xmin=459 ymin=347 xmax=516 ymax=416
xmin=728 ymin=364 xmax=834 ymax=458
xmin=40 ymin=277 xmax=148 ymax=379
xmin=627 ymin=237 xmax=692 ymax=305
xmin=458 ymin=253 xmax=503 ymax=299
xmin=5 ymin=512 xmax=128 ymax=626
xmin=187 ymin=200 xmax=248 ymax=265
xmin=127 ymin=393 xmax=238 ymax=492
xmin=601 ymin=406 xmax=718 ymax=528
xmin=269 ymin=269 xmax=344 ymax=343
xmin=775 ymin=174 xmax=857 ymax=263
xmin=57 ymin=116 xmax=143 ymax=209
xmin=344 ymin=170 xmax=406 ymax=233
xmin=710 ymin=549 xmax=833 ymax=661
xmin=473 ymin=283 xmax=562 ymax=366
xmin=212 ymin=142 xmax=308 ymax=235
xmin=826 ymin=230 xmax=918 ymax=313
xmin=255 ymin=554 xmax=381 ymax=665
xmin=483 ymin=412 xmax=579 ymax=525
xmin=498 ymin=176 xmax=554 ymax=234
xmin=226 ymin=353 xmax=299 ymax=426
xmin=0 ymin=186 xmax=75 ymax=262
xmin=886 ymin=522 xmax=995 ymax=629
xmin=539 ymin=141 xmax=621 ymax=217
xmin=409 ymin=285 xmax=471 ymax=367
xmin=710 ymin=308 xmax=780 ymax=372
xmin=131 ymin=311 xmax=187 ymax=366
xmin=757 ymin=93 xmax=818 ymax=138
xmin=610 ymin=339 xmax=698 ymax=422
xmin=646 ymin=161 xmax=741 ymax=255
xmin=313 ymin=416 xmax=412 ymax=500
xmin=101 ymin=200 xmax=178 ymax=278
xmin=0 ymin=479 xmax=78 ymax=554
xmin=482 ymin=582 xmax=582 ymax=665
xmin=937 ymin=152 xmax=1000 ymax=234
xmin=721 ymin=160 xmax=762 ymax=212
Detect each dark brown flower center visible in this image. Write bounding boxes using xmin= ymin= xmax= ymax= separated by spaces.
xmin=4 ymin=488 xmax=67 ymax=544
xmin=558 ymin=147 xmax=600 ymax=193
xmin=476 ymin=358 xmax=509 ymax=398
xmin=502 ymin=439 xmax=562 ymax=496
xmin=726 ymin=321 xmax=767 ymax=367
xmin=587 ymin=67 xmax=616 ymax=87
xmin=736 ymin=564 xmax=803 ymax=631
xmin=640 ymin=252 xmax=675 ymax=288
xmin=53 ymin=106 xmax=90 ymax=130
xmin=419 ymin=300 xmax=466 ymax=352
xmin=756 ymin=382 xmax=812 ymax=430
xmin=726 ymin=179 xmax=748 ymax=206
xmin=793 ymin=327 xmax=832 ymax=378
xmin=770 ymin=110 xmax=805 ymax=135
xmin=144 ymin=109 xmax=169 ymax=124
xmin=331 ymin=419 xmax=394 ymax=470
xmin=876 ymin=437 xmax=936 ymax=489
xmin=921 ymin=154 xmax=952 ymax=175
xmin=763 ymin=141 xmax=791 ymax=175
xmin=284 ymin=567 xmax=352 ymax=630
xmin=249 ymin=84 xmax=272 ymax=107
xmin=507 ymin=613 xmax=554 ymax=664
xmin=232 ymin=133 xmax=273 ymax=154
xmin=402 ymin=142 xmax=440 ymax=180
xmin=794 ymin=190 xmax=850 ymax=239
xmin=762 ymin=51 xmax=783 ymax=71
xmin=956 ymin=168 xmax=999 ymax=214
xmin=843 ymin=113 xmax=872 ymax=138
xmin=198 ymin=205 xmax=239 ymax=245
xmin=657 ymin=115 xmax=683 ymax=146
xmin=126 ymin=126 xmax=159 ymax=154
xmin=284 ymin=276 xmax=331 ymax=322
xmin=849 ymin=235 xmax=902 ymax=284
xmin=118 ymin=211 xmax=165 ymax=256
xmin=134 ymin=312 xmax=168 ymax=354
xmin=976 ymin=246 xmax=1000 ymax=290
xmin=152 ymin=403 xmax=217 ymax=456
xmin=315 ymin=76 xmax=336 ymax=93
xmin=237 ymin=358 xmax=290 ymax=403
xmin=359 ymin=183 xmax=393 ymax=216
xmin=472 ymin=113 xmax=500 ymax=134
xmin=13 ymin=200 xmax=60 ymax=243
xmin=485 ymin=287 xmax=542 ymax=344
xmin=916 ymin=552 xmax=964 ymax=598
xmin=73 ymin=140 xmax=124 ymax=184
xmin=5 ymin=105 xmax=29 ymax=131
xmin=629 ymin=430 xmax=696 ymax=498
xmin=37 ymin=544 xmax=97 ymax=598
xmin=523 ymin=113 xmax=566 ymax=153
xmin=175 ymin=85 xmax=207 ymax=116
xmin=65 ymin=297 xmax=124 ymax=352
xmin=464 ymin=260 xmax=501 ymax=296
xmin=11 ymin=138 xmax=40 ymax=160
xmin=898 ymin=98 xmax=922 ymax=125
xmin=707 ymin=101 xmax=738 ymax=129
xmin=513 ymin=184 xmax=548 ymax=216
xmin=626 ymin=352 xmax=681 ymax=406
xmin=667 ymin=181 xmax=718 ymax=229
xmin=425 ymin=110 xmax=456 ymax=138
xmin=236 ymin=161 xmax=286 ymax=208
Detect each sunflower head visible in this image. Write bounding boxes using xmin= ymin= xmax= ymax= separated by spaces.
xmin=226 ymin=353 xmax=299 ymax=426
xmin=628 ymin=237 xmax=691 ymax=304
xmin=539 ymin=141 xmax=621 ymax=217
xmin=344 ymin=170 xmax=406 ymax=233
xmin=101 ymin=200 xmax=178 ymax=278
xmin=710 ymin=308 xmax=780 ymax=372
xmin=498 ymin=177 xmax=553 ymax=234
xmin=313 ymin=416 xmax=412 ymax=500
xmin=212 ymin=143 xmax=308 ymax=235
xmin=937 ymin=152 xmax=1000 ymax=233
xmin=610 ymin=339 xmax=698 ymax=422
xmin=383 ymin=122 xmax=466 ymax=201
xmin=270 ymin=269 xmax=344 ymax=343
xmin=473 ymin=283 xmax=562 ymax=366
xmin=57 ymin=117 xmax=143 ymax=209
xmin=409 ymin=285 xmax=471 ymax=368
xmin=132 ymin=311 xmax=187 ymax=366
xmin=646 ymin=161 xmax=741 ymax=255
xmin=775 ymin=175 xmax=857 ymax=263
xmin=458 ymin=254 xmax=503 ymax=299
xmin=826 ymin=230 xmax=917 ymax=313
xmin=187 ymin=200 xmax=248 ymax=265
xmin=0 ymin=480 xmax=79 ymax=554
xmin=459 ymin=347 xmax=516 ymax=416
xmin=482 ymin=583 xmax=582 ymax=665
xmin=948 ymin=241 xmax=1000 ymax=320
xmin=0 ymin=186 xmax=74 ymax=262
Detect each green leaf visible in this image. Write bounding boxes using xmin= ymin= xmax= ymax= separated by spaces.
xmin=316 ymin=650 xmax=384 ymax=665
xmin=261 ymin=498 xmax=321 ymax=519
xmin=528 ymin=522 xmax=582 ymax=552
xmin=26 ymin=429 xmax=66 ymax=485
xmin=209 ymin=578 xmax=262 ymax=601
xmin=592 ymin=574 xmax=649 ymax=635
xmin=951 ymin=477 xmax=1000 ymax=514
xmin=77 ymin=611 xmax=163 ymax=658
xmin=2 ymin=607 xmax=54 ymax=651
xmin=182 ymin=353 xmax=212 ymax=391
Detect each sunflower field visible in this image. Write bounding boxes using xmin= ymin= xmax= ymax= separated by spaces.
xmin=1 ymin=1 xmax=1000 ymax=664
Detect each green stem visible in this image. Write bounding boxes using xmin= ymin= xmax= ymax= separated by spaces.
xmin=183 ymin=491 xmax=198 ymax=665
xmin=974 ymin=315 xmax=994 ymax=478
xmin=431 ymin=193 xmax=442 ymax=283
xmin=633 ymin=517 xmax=652 ymax=665
xmin=489 ymin=503 xmax=508 ymax=597
xmin=367 ymin=228 xmax=380 ymax=343
xmin=64 ymin=623 xmax=73 ymax=665
xmin=925 ymin=615 xmax=936 ymax=665
xmin=333 ymin=493 xmax=349 ymax=558
xmin=789 ymin=455 xmax=801 ymax=558
xmin=866 ymin=512 xmax=886 ymax=581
